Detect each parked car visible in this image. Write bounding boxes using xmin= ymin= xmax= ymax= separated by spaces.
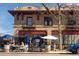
xmin=67 ymin=44 xmax=79 ymax=54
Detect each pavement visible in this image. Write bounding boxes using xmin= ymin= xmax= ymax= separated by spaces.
xmin=46 ymin=50 xmax=71 ymax=54
xmin=0 ymin=50 xmax=71 ymax=54
xmin=1 ymin=50 xmax=79 ymax=56
xmin=0 ymin=50 xmax=71 ymax=55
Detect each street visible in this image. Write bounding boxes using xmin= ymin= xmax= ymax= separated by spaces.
xmin=0 ymin=52 xmax=79 ymax=56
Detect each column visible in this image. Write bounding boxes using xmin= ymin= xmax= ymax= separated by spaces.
xmin=47 ymin=29 xmax=51 ymax=51
xmin=14 ymin=14 xmax=18 ymax=25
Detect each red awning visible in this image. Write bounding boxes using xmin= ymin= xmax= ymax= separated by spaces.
xmin=18 ymin=30 xmax=47 ymax=35
xmin=63 ymin=30 xmax=79 ymax=35
xmin=52 ymin=30 xmax=59 ymax=35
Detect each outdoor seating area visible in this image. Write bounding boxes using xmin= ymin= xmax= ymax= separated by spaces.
xmin=0 ymin=34 xmax=60 ymax=52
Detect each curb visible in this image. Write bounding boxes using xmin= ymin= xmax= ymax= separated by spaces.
xmin=0 ymin=51 xmax=71 ymax=54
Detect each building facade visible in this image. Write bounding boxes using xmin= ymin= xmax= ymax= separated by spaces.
xmin=9 ymin=6 xmax=79 ymax=50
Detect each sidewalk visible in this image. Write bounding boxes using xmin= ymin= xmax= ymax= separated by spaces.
xmin=47 ymin=50 xmax=71 ymax=54
xmin=1 ymin=50 xmax=71 ymax=54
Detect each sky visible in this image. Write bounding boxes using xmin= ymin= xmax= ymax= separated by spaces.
xmin=0 ymin=3 xmax=58 ymax=35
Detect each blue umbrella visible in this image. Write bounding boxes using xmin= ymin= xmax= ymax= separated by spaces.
xmin=25 ymin=35 xmax=30 ymax=45
xmin=32 ymin=36 xmax=42 ymax=40
xmin=32 ymin=36 xmax=43 ymax=47
xmin=2 ymin=34 xmax=14 ymax=38
xmin=0 ymin=36 xmax=2 ymax=40
xmin=0 ymin=36 xmax=1 ymax=39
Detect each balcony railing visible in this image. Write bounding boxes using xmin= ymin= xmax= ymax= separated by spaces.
xmin=14 ymin=25 xmax=58 ymax=28
xmin=14 ymin=25 xmax=79 ymax=29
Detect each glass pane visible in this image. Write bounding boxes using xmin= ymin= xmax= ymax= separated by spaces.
xmin=53 ymin=35 xmax=59 ymax=44
xmin=76 ymin=35 xmax=79 ymax=44
xmin=64 ymin=35 xmax=68 ymax=44
xmin=27 ymin=17 xmax=33 ymax=26
xmin=63 ymin=34 xmax=79 ymax=46
xmin=44 ymin=17 xmax=52 ymax=26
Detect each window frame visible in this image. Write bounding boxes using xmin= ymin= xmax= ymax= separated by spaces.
xmin=26 ymin=17 xmax=33 ymax=26
xmin=44 ymin=17 xmax=53 ymax=26
xmin=67 ymin=17 xmax=76 ymax=25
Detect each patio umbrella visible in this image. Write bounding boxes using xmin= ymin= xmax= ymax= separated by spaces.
xmin=32 ymin=36 xmax=43 ymax=43
xmin=32 ymin=36 xmax=43 ymax=47
xmin=0 ymin=36 xmax=2 ymax=41
xmin=0 ymin=36 xmax=2 ymax=39
xmin=25 ymin=35 xmax=30 ymax=45
xmin=2 ymin=34 xmax=14 ymax=38
xmin=32 ymin=36 xmax=42 ymax=40
xmin=41 ymin=35 xmax=58 ymax=51
xmin=2 ymin=34 xmax=14 ymax=41
xmin=41 ymin=35 xmax=58 ymax=40
xmin=32 ymin=36 xmax=42 ymax=41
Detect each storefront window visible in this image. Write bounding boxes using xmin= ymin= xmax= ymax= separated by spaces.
xmin=63 ymin=34 xmax=79 ymax=45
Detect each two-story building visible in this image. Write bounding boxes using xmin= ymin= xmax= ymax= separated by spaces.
xmin=9 ymin=6 xmax=79 ymax=50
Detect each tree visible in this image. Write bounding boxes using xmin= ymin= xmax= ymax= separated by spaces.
xmin=41 ymin=3 xmax=66 ymax=50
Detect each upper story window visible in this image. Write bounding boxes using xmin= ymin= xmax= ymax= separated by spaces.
xmin=44 ymin=17 xmax=53 ymax=26
xmin=27 ymin=17 xmax=33 ymax=26
xmin=67 ymin=17 xmax=76 ymax=25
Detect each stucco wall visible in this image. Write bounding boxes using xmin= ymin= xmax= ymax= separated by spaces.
xmin=14 ymin=13 xmax=79 ymax=26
